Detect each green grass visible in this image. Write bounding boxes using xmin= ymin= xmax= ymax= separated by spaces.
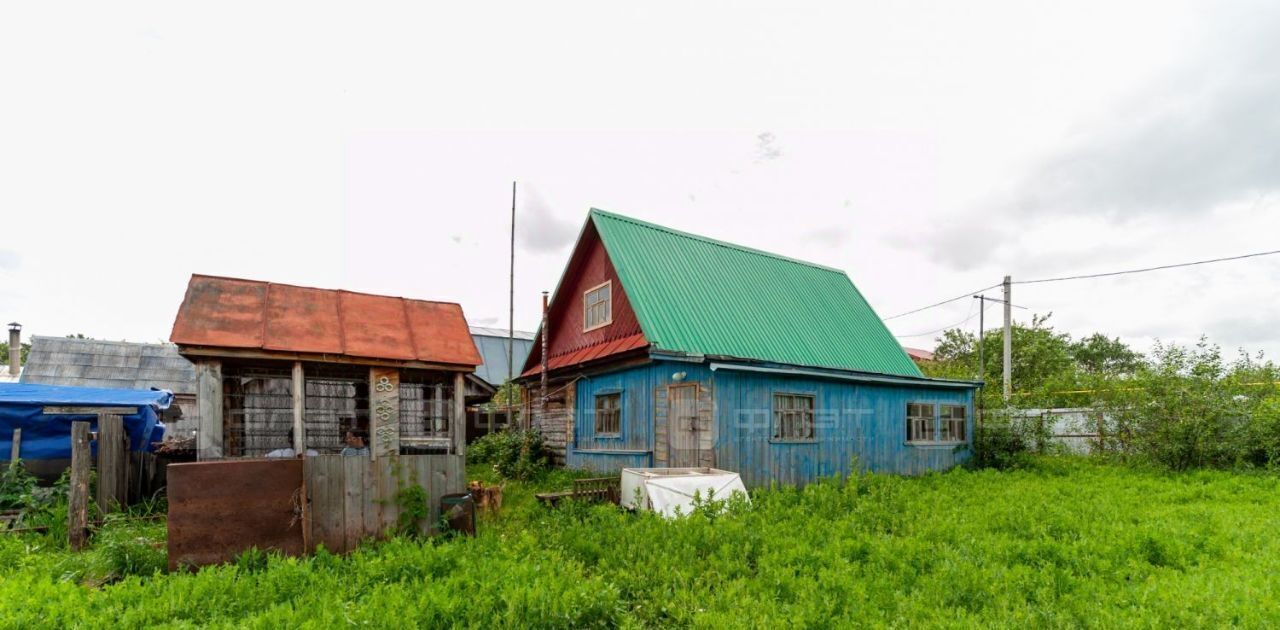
xmin=1 ymin=458 xmax=1278 ymax=628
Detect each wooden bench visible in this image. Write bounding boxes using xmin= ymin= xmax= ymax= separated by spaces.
xmin=536 ymin=477 xmax=621 ymax=507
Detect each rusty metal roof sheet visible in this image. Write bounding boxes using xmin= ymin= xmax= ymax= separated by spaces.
xmin=170 ymin=275 xmax=481 ymax=367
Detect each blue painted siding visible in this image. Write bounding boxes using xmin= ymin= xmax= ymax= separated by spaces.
xmin=710 ymin=367 xmax=973 ymax=487
xmin=563 ymin=359 xmax=975 ymax=484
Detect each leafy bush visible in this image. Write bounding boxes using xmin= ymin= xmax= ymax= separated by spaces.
xmin=0 ymin=462 xmax=37 ymax=510
xmin=1101 ymin=340 xmax=1280 ymax=470
xmin=971 ymin=411 xmax=1048 ymax=470
xmin=468 ymin=429 xmax=549 ymax=480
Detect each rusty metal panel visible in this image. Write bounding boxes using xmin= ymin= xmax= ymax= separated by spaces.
xmin=404 ymin=300 xmax=484 ymax=366
xmin=169 ymin=275 xmax=482 ymax=367
xmin=338 ymin=292 xmax=417 ymax=361
xmin=262 ymin=284 xmax=344 ymax=355
xmin=169 ymin=275 xmax=267 ymax=349
xmin=167 ymin=458 xmax=304 ymax=570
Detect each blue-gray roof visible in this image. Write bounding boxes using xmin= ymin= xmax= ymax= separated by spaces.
xmin=469 ymin=327 xmax=534 ymax=386
xmin=19 ymin=336 xmax=196 ymax=394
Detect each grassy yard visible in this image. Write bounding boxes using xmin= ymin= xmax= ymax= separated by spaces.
xmin=1 ymin=458 xmax=1278 ymax=628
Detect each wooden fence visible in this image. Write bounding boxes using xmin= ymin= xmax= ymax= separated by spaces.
xmin=168 ymin=454 xmax=465 ymax=568
xmin=306 ymin=454 xmax=465 ymax=554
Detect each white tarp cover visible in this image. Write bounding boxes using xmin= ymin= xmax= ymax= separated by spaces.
xmin=644 ymin=473 xmax=749 ymax=518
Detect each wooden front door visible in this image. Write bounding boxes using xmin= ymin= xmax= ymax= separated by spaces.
xmin=668 ymin=384 xmax=702 ymax=468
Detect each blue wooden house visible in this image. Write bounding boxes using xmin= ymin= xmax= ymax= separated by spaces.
xmin=520 ymin=210 xmax=980 ymax=486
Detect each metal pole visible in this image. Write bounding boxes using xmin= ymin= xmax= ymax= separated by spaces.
xmin=1002 ymin=275 xmax=1012 ymax=402
xmin=538 ymin=291 xmax=549 ymax=431
xmin=504 ymin=181 xmax=516 ymax=433
xmin=974 ymin=295 xmax=985 ymax=380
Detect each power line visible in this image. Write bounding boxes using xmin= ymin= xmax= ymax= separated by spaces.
xmin=1016 ymin=248 xmax=1280 ymax=285
xmin=895 ymin=300 xmax=992 ymax=339
xmin=884 ymin=283 xmax=1001 ymax=321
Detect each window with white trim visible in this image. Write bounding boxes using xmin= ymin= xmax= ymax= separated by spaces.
xmin=595 ymin=392 xmax=621 ymax=436
xmin=939 ymin=405 xmax=966 ymax=442
xmin=772 ymin=393 xmax=815 ymax=441
xmin=583 ymin=281 xmax=612 ymax=331
xmin=906 ymin=402 xmax=935 ymax=443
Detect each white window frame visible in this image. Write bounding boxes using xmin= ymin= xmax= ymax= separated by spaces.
xmin=939 ymin=404 xmax=966 ymax=443
xmin=583 ymin=280 xmax=613 ymax=332
xmin=906 ymin=402 xmax=936 ymax=444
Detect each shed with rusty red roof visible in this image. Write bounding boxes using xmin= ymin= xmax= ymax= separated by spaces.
xmin=169 ymin=275 xmax=489 ymax=462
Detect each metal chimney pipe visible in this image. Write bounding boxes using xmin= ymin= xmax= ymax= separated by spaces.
xmin=7 ymin=322 xmax=20 ymax=377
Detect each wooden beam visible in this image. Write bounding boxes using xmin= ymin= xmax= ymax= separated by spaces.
xmin=9 ymin=428 xmax=19 ymax=461
xmin=292 ymin=361 xmax=305 ymax=453
xmin=68 ymin=422 xmax=91 ymax=551
xmin=453 ymin=372 xmax=466 ymax=457
xmin=43 ymin=406 xmax=138 ymax=416
xmin=369 ymin=367 xmax=400 ymax=460
xmin=96 ymin=414 xmax=128 ymax=514
xmin=195 ymin=360 xmax=223 ymax=460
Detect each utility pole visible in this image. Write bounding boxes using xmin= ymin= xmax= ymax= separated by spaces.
xmin=1002 ymin=275 xmax=1012 ymax=402
xmin=538 ymin=291 xmax=549 ymax=431
xmin=973 ymin=295 xmax=985 ymax=380
xmin=503 ymin=181 xmax=516 ymax=435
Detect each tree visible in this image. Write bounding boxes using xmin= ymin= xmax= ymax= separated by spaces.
xmin=0 ymin=341 xmax=30 ymax=367
xmin=1071 ymin=333 xmax=1142 ymax=376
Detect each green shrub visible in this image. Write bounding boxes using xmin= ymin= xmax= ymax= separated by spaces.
xmin=468 ymin=429 xmax=549 ymax=480
xmin=971 ymin=411 xmax=1047 ymax=470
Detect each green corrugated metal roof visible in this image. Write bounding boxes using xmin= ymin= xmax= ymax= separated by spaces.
xmin=590 ymin=209 xmax=924 ymax=378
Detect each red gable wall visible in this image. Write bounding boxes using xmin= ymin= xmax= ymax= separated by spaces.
xmin=523 ymin=222 xmax=647 ymax=375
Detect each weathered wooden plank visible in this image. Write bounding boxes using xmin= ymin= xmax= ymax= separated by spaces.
xmin=310 ymin=456 xmax=346 ymax=553
xmin=342 ymin=455 xmax=364 ymax=553
xmin=195 ymin=360 xmax=223 ymax=460
xmin=369 ymin=367 xmax=400 ymax=460
xmin=292 ymin=362 xmax=305 ymax=453
xmin=68 ymin=422 xmax=91 ymax=551
xmin=361 ymin=457 xmax=378 ymax=539
xmin=9 ymin=428 xmax=19 ymax=461
xmin=96 ymin=413 xmax=127 ymax=514
xmin=43 ymin=406 xmax=139 ymax=416
xmin=376 ymin=455 xmax=399 ymax=537
xmin=452 ymin=372 xmax=466 ymax=456
xmin=416 ymin=456 xmax=434 ymax=536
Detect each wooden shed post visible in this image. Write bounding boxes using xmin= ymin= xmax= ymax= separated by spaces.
xmin=453 ymin=372 xmax=466 ymax=456
xmin=96 ymin=413 xmax=128 ymax=514
xmin=292 ymin=361 xmax=306 ymax=453
xmin=8 ymin=428 xmax=19 ymax=462
xmin=369 ymin=367 xmax=400 ymax=460
xmin=195 ymin=360 xmax=223 ymax=460
xmin=68 ymin=421 xmax=91 ymax=551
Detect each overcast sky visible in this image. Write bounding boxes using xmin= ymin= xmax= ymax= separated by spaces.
xmin=2 ymin=1 xmax=1278 ymax=361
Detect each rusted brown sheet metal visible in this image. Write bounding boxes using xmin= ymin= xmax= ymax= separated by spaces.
xmin=167 ymin=459 xmax=305 ymax=571
xmin=264 ymin=283 xmax=344 ymax=355
xmin=403 ymin=300 xmax=484 ymax=366
xmin=169 ymin=274 xmax=482 ymax=366
xmin=340 ymin=291 xmax=417 ymax=361
xmin=169 ymin=275 xmax=267 ymax=349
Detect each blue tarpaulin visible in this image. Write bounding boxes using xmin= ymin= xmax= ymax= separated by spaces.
xmin=0 ymin=383 xmax=169 ymax=460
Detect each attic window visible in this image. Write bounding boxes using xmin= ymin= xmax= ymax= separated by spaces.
xmin=583 ymin=281 xmax=612 ymax=331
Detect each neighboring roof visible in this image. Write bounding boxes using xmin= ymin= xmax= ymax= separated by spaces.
xmin=21 ymin=336 xmax=196 ymax=394
xmin=469 ymin=326 xmax=536 ymax=386
xmin=170 ymin=275 xmax=482 ymax=367
xmin=904 ymin=347 xmax=935 ymax=362
xmin=0 ymin=365 xmax=19 ymax=384
xmin=0 ymin=382 xmax=172 ymax=408
xmin=469 ymin=326 xmax=535 ymax=341
xmin=585 ymin=209 xmax=924 ymax=378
